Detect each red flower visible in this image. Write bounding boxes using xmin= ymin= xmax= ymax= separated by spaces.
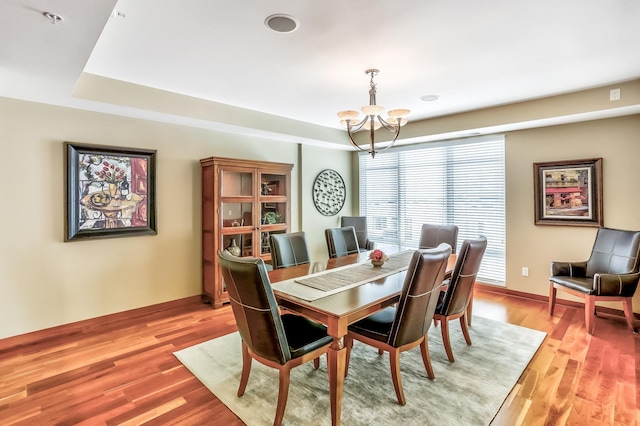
xmin=369 ymin=249 xmax=388 ymax=261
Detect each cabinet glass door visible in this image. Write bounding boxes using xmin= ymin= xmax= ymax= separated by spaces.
xmin=222 ymin=232 xmax=254 ymax=257
xmin=221 ymin=202 xmax=253 ymax=228
xmin=221 ymin=170 xmax=253 ymax=196
xmin=260 ymin=173 xmax=287 ymax=196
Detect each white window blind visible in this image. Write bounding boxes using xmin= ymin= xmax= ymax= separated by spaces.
xmin=359 ymin=135 xmax=505 ymax=285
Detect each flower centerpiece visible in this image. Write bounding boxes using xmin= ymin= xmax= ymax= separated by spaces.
xmin=369 ymin=249 xmax=388 ymax=267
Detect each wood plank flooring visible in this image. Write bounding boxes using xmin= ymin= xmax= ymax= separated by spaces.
xmin=1 ymin=289 xmax=638 ymax=425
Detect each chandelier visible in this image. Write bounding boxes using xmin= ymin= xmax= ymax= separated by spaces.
xmin=337 ymin=69 xmax=410 ymax=158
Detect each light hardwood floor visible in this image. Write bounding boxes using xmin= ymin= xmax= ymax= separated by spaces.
xmin=1 ymin=288 xmax=638 ymax=425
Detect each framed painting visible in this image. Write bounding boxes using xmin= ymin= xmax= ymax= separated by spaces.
xmin=533 ymin=158 xmax=603 ymax=227
xmin=65 ymin=142 xmax=157 ymax=241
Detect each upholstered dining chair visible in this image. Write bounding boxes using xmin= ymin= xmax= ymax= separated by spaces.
xmin=344 ymin=244 xmax=452 ymax=406
xmin=433 ymin=236 xmax=487 ymax=362
xmin=549 ymin=227 xmax=640 ymax=334
xmin=218 ymin=251 xmax=333 ymax=426
xmin=325 ymin=226 xmax=361 ymax=258
xmin=341 ymin=216 xmax=375 ymax=251
xmin=419 ymin=224 xmax=459 ymax=254
xmin=269 ymin=231 xmax=311 ymax=269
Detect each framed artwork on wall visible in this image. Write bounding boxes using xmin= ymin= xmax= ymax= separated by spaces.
xmin=533 ymin=157 xmax=603 ymax=227
xmin=65 ymin=142 xmax=157 ymax=241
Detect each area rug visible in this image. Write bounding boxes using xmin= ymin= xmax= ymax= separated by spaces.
xmin=174 ymin=316 xmax=546 ymax=425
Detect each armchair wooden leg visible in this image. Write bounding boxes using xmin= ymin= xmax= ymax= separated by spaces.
xmin=389 ymin=349 xmax=406 ymax=406
xmin=238 ymin=342 xmax=252 ymax=397
xmin=274 ymin=366 xmax=292 ymax=426
xmin=419 ymin=337 xmax=435 ymax=380
xmin=622 ymin=297 xmax=639 ymax=333
xmin=549 ymin=282 xmax=557 ymax=316
xmin=584 ymin=295 xmax=596 ymax=334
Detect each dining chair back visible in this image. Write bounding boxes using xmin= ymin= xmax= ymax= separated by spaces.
xmin=419 ymin=224 xmax=459 ymax=254
xmin=269 ymin=231 xmax=311 ymax=269
xmin=218 ymin=251 xmax=332 ymax=425
xmin=325 ymin=226 xmax=360 ymax=258
xmin=344 ymin=244 xmax=452 ymax=405
xmin=434 ymin=236 xmax=487 ymax=362
xmin=389 ymin=244 xmax=452 ymax=347
xmin=340 ymin=216 xmax=374 ymax=251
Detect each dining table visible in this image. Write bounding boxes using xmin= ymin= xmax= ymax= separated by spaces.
xmin=268 ymin=250 xmax=456 ymax=426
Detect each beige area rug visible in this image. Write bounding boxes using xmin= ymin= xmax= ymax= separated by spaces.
xmin=174 ymin=316 xmax=546 ymax=426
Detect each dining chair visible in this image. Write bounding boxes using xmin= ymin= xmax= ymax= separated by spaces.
xmin=325 ymin=226 xmax=361 ymax=258
xmin=341 ymin=216 xmax=375 ymax=251
xmin=218 ymin=251 xmax=333 ymax=426
xmin=269 ymin=231 xmax=311 ymax=269
xmin=549 ymin=227 xmax=640 ymax=334
xmin=344 ymin=243 xmax=452 ymax=406
xmin=433 ymin=236 xmax=487 ymax=362
xmin=419 ymin=224 xmax=459 ymax=254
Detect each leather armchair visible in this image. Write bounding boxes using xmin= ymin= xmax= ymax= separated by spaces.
xmin=341 ymin=216 xmax=374 ymax=251
xmin=419 ymin=224 xmax=459 ymax=254
xmin=218 ymin=251 xmax=332 ymax=425
xmin=344 ymin=244 xmax=452 ymax=405
xmin=269 ymin=231 xmax=311 ymax=269
xmin=549 ymin=227 xmax=640 ymax=334
xmin=325 ymin=226 xmax=360 ymax=258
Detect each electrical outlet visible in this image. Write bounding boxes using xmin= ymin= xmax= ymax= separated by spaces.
xmin=521 ymin=267 xmax=529 ymax=277
xmin=610 ymin=88 xmax=621 ymax=101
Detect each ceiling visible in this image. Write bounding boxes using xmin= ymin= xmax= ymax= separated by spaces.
xmin=2 ymin=0 xmax=640 ymax=148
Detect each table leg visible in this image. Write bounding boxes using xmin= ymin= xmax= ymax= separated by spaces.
xmin=327 ymin=337 xmax=346 ymax=426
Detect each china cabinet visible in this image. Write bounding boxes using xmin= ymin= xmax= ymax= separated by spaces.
xmin=200 ymin=156 xmax=292 ymax=307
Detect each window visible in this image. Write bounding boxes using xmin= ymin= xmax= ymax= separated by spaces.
xmin=359 ymin=135 xmax=505 ymax=285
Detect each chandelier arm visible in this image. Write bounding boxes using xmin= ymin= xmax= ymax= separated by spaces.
xmin=348 ymin=117 xmax=368 ymax=132
xmin=373 ymin=126 xmax=401 ymax=156
xmin=346 ymin=131 xmax=366 ymax=152
xmin=347 ymin=121 xmax=367 ymax=151
xmin=377 ymin=116 xmax=400 ymax=133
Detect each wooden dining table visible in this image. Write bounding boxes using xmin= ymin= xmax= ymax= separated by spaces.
xmin=269 ymin=251 xmax=456 ymax=426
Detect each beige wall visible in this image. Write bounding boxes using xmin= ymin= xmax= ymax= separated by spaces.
xmin=0 ymin=97 xmax=351 ymax=339
xmin=299 ymin=145 xmax=354 ymax=267
xmin=505 ymin=115 xmax=640 ymax=311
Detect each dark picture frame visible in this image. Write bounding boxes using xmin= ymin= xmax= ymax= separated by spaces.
xmin=65 ymin=142 xmax=157 ymax=241
xmin=533 ymin=158 xmax=603 ymax=227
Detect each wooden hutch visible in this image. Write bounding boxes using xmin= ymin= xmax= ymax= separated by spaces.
xmin=200 ymin=157 xmax=293 ymax=307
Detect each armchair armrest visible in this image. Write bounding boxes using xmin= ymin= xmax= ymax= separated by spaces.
xmin=550 ymin=261 xmax=587 ymax=277
xmin=593 ymin=271 xmax=640 ymax=296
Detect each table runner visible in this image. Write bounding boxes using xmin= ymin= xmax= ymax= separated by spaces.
xmin=294 ymin=250 xmax=414 ymax=292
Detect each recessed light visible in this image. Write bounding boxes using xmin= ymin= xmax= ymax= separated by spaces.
xmin=420 ymin=94 xmax=440 ymax=102
xmin=265 ymin=14 xmax=299 ymax=33
xmin=43 ymin=12 xmax=64 ymax=24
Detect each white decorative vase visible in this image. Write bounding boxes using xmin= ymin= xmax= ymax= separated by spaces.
xmin=226 ymin=238 xmax=241 ymax=256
